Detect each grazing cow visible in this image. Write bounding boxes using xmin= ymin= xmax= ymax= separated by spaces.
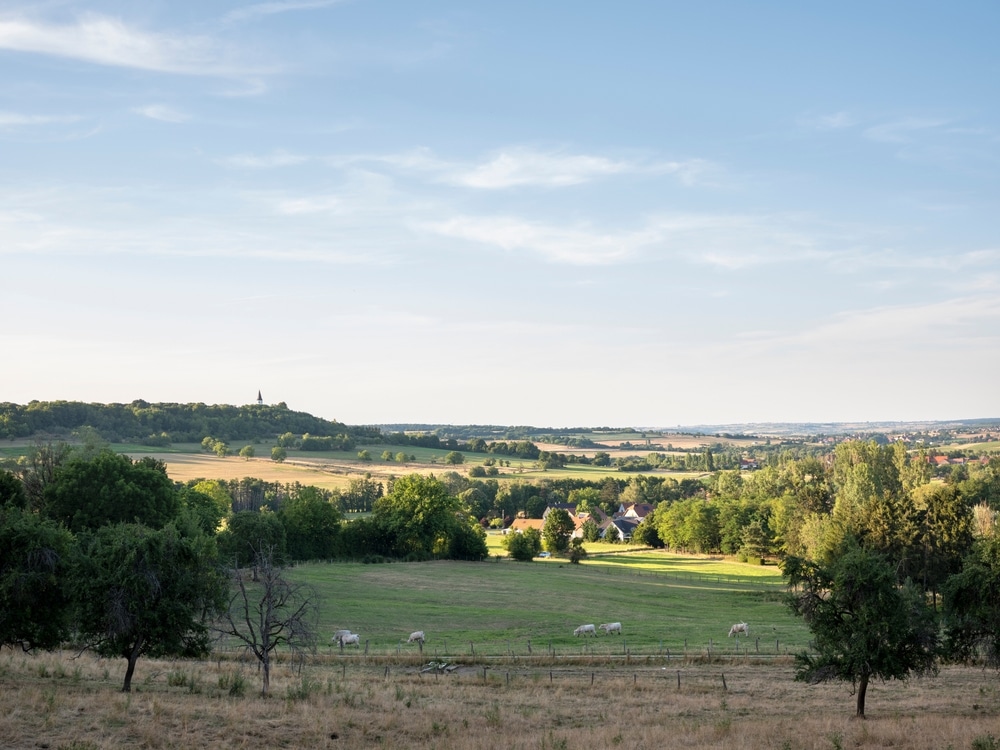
xmin=407 ymin=630 xmax=425 ymax=644
xmin=332 ymin=629 xmax=353 ymax=646
xmin=340 ymin=633 xmax=361 ymax=647
xmin=599 ymin=622 xmax=622 ymax=635
xmin=728 ymin=622 xmax=749 ymax=638
xmin=573 ymin=624 xmax=597 ymax=637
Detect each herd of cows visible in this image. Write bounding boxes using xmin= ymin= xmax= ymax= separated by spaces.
xmin=331 ymin=621 xmax=750 ymax=648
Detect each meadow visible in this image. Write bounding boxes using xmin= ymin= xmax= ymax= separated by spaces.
xmin=288 ymin=552 xmax=801 ymax=660
xmin=2 ymin=553 xmax=999 ymax=749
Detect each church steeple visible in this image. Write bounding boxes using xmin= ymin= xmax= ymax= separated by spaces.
xmin=257 ymin=390 xmax=263 ymax=406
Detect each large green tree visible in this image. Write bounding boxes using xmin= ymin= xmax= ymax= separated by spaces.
xmin=783 ymin=543 xmax=938 ymax=718
xmin=73 ymin=523 xmax=227 ymax=692
xmin=371 ymin=474 xmax=465 ymax=558
xmin=542 ymin=508 xmax=574 ymax=553
xmin=218 ymin=510 xmax=287 ymax=570
xmin=0 ymin=506 xmax=75 ymax=650
xmin=43 ymin=451 xmax=179 ymax=532
xmin=278 ymin=487 xmax=341 ymax=561
xmin=942 ymin=534 xmax=1000 ymax=668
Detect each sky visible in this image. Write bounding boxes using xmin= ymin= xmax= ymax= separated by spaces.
xmin=2 ymin=1 xmax=999 ymax=429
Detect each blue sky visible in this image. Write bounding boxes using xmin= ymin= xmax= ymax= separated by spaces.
xmin=2 ymin=1 xmax=998 ymax=428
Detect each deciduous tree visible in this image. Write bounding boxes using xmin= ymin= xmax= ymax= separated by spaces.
xmin=783 ymin=543 xmax=938 ymax=718
xmin=942 ymin=534 xmax=1000 ymax=668
xmin=0 ymin=507 xmax=75 ymax=650
xmin=73 ymin=523 xmax=227 ymax=692
xmin=43 ymin=451 xmax=179 ymax=532
xmin=542 ymin=508 xmax=574 ymax=553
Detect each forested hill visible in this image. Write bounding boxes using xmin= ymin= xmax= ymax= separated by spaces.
xmin=0 ymin=400 xmax=380 ymax=444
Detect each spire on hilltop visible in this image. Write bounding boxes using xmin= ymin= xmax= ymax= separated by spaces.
xmin=257 ymin=390 xmax=263 ymax=406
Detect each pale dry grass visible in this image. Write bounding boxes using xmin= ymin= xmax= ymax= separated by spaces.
xmin=144 ymin=453 xmax=354 ymax=490
xmin=1 ymin=649 xmax=998 ymax=750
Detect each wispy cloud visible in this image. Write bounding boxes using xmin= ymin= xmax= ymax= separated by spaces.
xmin=219 ymin=149 xmax=308 ymax=168
xmin=424 ymin=215 xmax=648 ymax=264
xmin=274 ymin=195 xmax=344 ymax=215
xmin=0 ymin=13 xmax=265 ymax=77
xmin=327 ymin=147 xmax=716 ymax=189
xmin=133 ymin=104 xmax=189 ymax=123
xmin=783 ymin=295 xmax=1000 ymax=348
xmin=224 ymin=0 xmax=348 ymax=24
xmin=0 ymin=111 xmax=80 ymax=127
xmin=424 ymin=212 xmax=826 ymax=267
xmin=798 ymin=111 xmax=855 ymax=130
xmin=864 ymin=117 xmax=950 ymax=143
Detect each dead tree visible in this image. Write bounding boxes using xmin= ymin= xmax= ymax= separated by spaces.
xmin=215 ymin=543 xmax=319 ymax=696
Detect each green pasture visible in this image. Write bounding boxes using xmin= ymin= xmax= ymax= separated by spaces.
xmin=288 ymin=554 xmax=806 ymax=660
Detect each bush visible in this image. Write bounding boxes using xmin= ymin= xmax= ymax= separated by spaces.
xmin=218 ymin=671 xmax=247 ymax=697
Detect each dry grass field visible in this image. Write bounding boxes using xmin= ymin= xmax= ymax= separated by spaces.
xmin=142 ymin=453 xmax=357 ymax=490
xmin=2 ymin=649 xmax=998 ymax=750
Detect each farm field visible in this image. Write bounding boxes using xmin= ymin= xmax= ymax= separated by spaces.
xmin=0 ymin=439 xmax=711 ymax=488
xmin=1 ymin=549 xmax=998 ymax=749
xmin=286 ymin=555 xmax=801 ymax=659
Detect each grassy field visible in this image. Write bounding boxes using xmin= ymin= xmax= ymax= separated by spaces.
xmin=288 ymin=554 xmax=803 ymax=660
xmin=2 ymin=552 xmax=998 ymax=749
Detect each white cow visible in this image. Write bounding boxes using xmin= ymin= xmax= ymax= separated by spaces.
xmin=407 ymin=630 xmax=425 ymax=644
xmin=332 ymin=629 xmax=353 ymax=646
xmin=574 ymin=624 xmax=597 ymax=637
xmin=728 ymin=622 xmax=749 ymax=638
xmin=340 ymin=633 xmax=361 ymax=647
xmin=599 ymin=622 xmax=622 ymax=635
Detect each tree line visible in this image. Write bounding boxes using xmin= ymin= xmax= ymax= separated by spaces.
xmin=0 ymin=400 xmax=380 ymax=444
xmin=0 ymin=442 xmax=489 ymax=694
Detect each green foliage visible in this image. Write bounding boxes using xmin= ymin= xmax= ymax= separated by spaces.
xmin=178 ymin=487 xmax=227 ymax=536
xmin=0 ymin=399 xmax=375 ymax=444
xmin=568 ymin=537 xmax=587 ymax=563
xmin=372 ymin=474 xmax=466 ymax=558
xmin=631 ymin=517 xmax=662 ymax=548
xmin=580 ymin=518 xmax=601 ymax=543
xmin=942 ymin=534 xmax=1000 ymax=668
xmin=270 ymin=446 xmax=287 ymax=463
xmin=542 ymin=508 xmax=574 ymax=553
xmin=357 ymin=449 xmax=372 ymax=461
xmin=0 ymin=506 xmax=75 ymax=650
xmin=218 ymin=510 xmax=287 ymax=567
xmin=43 ymin=451 xmax=180 ymax=532
xmin=218 ymin=670 xmax=247 ymax=697
xmin=503 ymin=527 xmax=542 ymax=561
xmin=971 ymin=735 xmax=1000 ymax=750
xmin=279 ymin=487 xmax=341 ymax=561
xmin=0 ymin=469 xmax=27 ymax=509
xmin=73 ymin=523 xmax=227 ymax=692
xmin=783 ymin=542 xmax=939 ymax=717
xmin=340 ymin=477 xmax=383 ymax=513
xmin=239 ymin=445 xmax=255 ymax=460
xmin=444 ymin=451 xmax=465 ymax=465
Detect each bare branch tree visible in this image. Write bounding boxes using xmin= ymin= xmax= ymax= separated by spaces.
xmin=215 ymin=543 xmax=319 ymax=696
